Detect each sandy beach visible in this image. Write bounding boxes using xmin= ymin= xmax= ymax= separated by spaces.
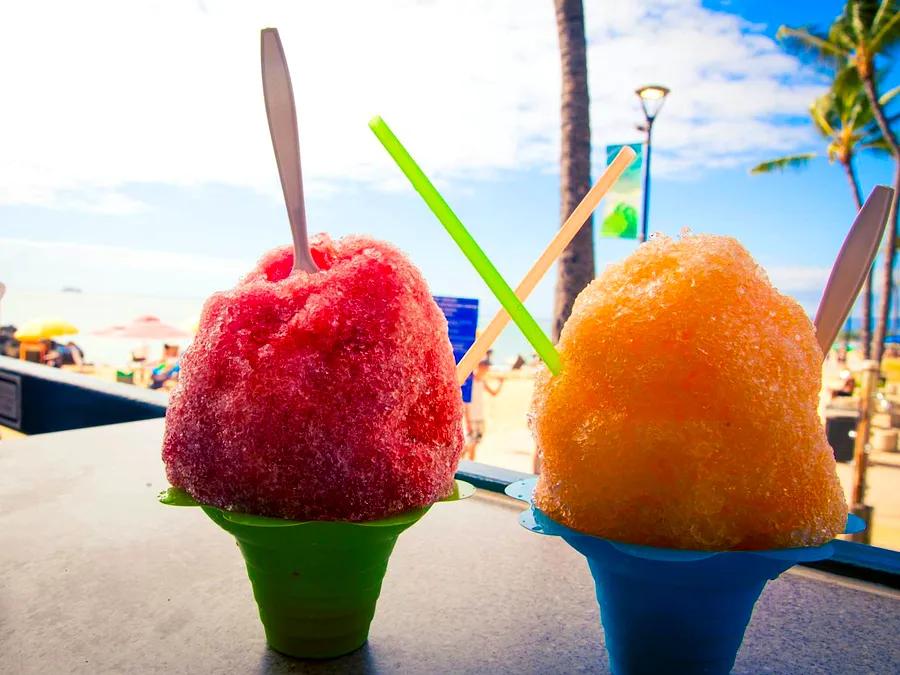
xmin=469 ymin=369 xmax=538 ymax=473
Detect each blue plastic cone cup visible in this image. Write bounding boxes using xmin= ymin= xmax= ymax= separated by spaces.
xmin=503 ymin=479 xmax=857 ymax=675
xmin=568 ymin=534 xmax=795 ymax=675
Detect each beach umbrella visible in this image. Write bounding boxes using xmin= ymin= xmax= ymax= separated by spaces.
xmin=14 ymin=318 xmax=79 ymax=341
xmin=93 ymin=324 xmax=127 ymax=337
xmin=94 ymin=315 xmax=189 ymax=340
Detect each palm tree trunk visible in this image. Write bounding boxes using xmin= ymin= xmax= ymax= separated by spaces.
xmin=872 ymin=162 xmax=900 ymax=363
xmin=552 ymin=0 xmax=594 ymax=342
xmin=841 ymin=158 xmax=872 ymax=358
xmin=861 ymin=74 xmax=900 ymax=363
xmin=862 ymin=76 xmax=900 ymax=154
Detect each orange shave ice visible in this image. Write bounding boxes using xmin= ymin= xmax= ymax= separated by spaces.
xmin=531 ymin=233 xmax=847 ymax=550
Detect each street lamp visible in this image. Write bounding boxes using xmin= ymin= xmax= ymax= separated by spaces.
xmin=635 ymin=84 xmax=670 ymax=242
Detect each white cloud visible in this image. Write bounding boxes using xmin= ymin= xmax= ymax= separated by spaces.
xmin=0 ymin=0 xmax=824 ymax=211
xmin=0 ymin=237 xmax=251 ymax=297
xmin=55 ymin=191 xmax=150 ymax=216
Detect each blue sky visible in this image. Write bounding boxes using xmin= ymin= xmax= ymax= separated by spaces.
xmin=1 ymin=0 xmax=895 ymax=326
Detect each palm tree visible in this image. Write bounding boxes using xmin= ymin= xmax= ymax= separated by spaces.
xmin=552 ymin=0 xmax=594 ymax=342
xmin=778 ymin=0 xmax=900 ymax=362
xmin=751 ymin=82 xmax=894 ymax=357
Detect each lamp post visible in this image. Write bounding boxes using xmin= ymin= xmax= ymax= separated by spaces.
xmin=635 ymin=84 xmax=670 ymax=242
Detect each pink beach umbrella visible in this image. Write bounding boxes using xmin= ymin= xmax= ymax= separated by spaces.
xmin=93 ymin=316 xmax=189 ymax=340
xmin=93 ymin=324 xmax=127 ymax=337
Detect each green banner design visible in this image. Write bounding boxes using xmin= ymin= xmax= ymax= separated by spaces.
xmin=601 ymin=143 xmax=643 ymax=239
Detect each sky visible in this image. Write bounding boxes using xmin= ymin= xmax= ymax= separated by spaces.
xmin=1 ymin=0 xmax=895 ymax=326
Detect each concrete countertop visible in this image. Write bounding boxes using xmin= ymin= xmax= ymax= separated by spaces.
xmin=1 ymin=419 xmax=898 ymax=674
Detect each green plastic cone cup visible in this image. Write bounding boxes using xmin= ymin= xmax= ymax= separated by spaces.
xmin=159 ymin=482 xmax=473 ymax=658
xmin=203 ymin=505 xmax=425 ymax=658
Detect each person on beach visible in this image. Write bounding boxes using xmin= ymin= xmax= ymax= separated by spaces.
xmin=463 ymin=356 xmax=502 ymax=461
xmin=63 ymin=341 xmax=84 ymax=366
xmin=131 ymin=345 xmax=148 ymax=363
xmin=149 ymin=344 xmax=181 ymax=389
xmin=44 ymin=341 xmax=84 ymax=368
xmin=0 ymin=326 xmax=18 ymax=358
xmin=829 ymin=369 xmax=856 ymax=398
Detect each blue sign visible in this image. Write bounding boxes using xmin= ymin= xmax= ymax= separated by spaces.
xmin=433 ymin=296 xmax=479 ymax=402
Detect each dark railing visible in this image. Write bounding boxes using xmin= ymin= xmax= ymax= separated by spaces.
xmin=0 ymin=356 xmax=167 ymax=435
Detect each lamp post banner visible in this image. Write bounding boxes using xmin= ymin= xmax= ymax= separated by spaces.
xmin=600 ymin=143 xmax=643 ymax=239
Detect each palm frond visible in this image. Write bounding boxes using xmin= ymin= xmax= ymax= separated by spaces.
xmin=829 ymin=15 xmax=858 ymax=50
xmin=873 ymin=0 xmax=895 ymax=35
xmin=858 ymin=118 xmax=885 ymax=142
xmin=830 ymin=66 xmax=884 ymax=130
xmin=810 ymin=97 xmax=837 ymax=137
xmin=847 ymin=100 xmax=864 ymax=129
xmin=859 ymin=112 xmax=900 ymax=152
xmin=871 ymin=7 xmax=900 ymax=52
xmin=859 ymin=139 xmax=893 ymax=155
xmin=836 ymin=18 xmax=862 ymax=51
xmin=847 ymin=0 xmax=868 ymax=44
xmin=858 ymin=106 xmax=900 ymax=147
xmin=858 ymin=114 xmax=892 ymax=142
xmin=833 ymin=64 xmax=864 ymax=98
xmin=777 ymin=25 xmax=848 ymax=68
xmin=750 ymin=154 xmax=818 ymax=174
xmin=880 ymin=83 xmax=900 ymax=105
xmin=859 ymin=129 xmax=882 ymax=144
xmin=838 ymin=83 xmax=863 ymax=120
xmin=849 ymin=0 xmax=882 ymax=30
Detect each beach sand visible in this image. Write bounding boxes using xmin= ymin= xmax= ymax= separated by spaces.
xmin=470 ymin=370 xmax=538 ymax=474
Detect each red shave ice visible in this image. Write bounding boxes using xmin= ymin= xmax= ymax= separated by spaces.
xmin=162 ymin=234 xmax=464 ymax=521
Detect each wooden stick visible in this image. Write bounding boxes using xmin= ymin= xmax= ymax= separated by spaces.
xmin=455 ymin=146 xmax=637 ymax=384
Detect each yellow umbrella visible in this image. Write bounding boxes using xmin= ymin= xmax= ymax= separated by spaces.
xmin=14 ymin=318 xmax=79 ymax=342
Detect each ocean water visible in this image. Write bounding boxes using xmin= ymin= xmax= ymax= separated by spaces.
xmin=0 ymin=288 xmax=538 ymax=368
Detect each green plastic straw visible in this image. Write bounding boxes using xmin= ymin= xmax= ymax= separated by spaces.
xmin=369 ymin=116 xmax=561 ymax=375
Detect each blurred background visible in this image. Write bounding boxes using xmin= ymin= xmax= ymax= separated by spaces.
xmin=2 ymin=0 xmax=900 ymax=550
